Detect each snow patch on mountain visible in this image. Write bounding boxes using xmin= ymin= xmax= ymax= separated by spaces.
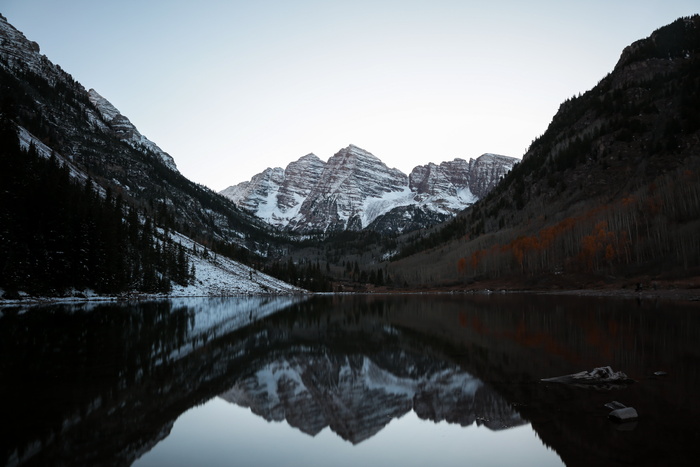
xmin=359 ymin=186 xmax=414 ymax=227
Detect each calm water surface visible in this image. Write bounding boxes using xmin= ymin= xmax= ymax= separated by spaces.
xmin=1 ymin=294 xmax=699 ymax=466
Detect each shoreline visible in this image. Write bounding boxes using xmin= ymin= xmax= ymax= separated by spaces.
xmin=3 ymin=285 xmax=700 ymax=309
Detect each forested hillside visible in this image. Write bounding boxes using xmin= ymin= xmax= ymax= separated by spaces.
xmin=0 ymin=116 xmax=192 ymax=296
xmin=388 ymin=16 xmax=700 ymax=289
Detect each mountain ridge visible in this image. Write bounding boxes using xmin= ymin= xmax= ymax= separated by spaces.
xmin=387 ymin=15 xmax=700 ymax=289
xmin=87 ymin=88 xmax=178 ymax=171
xmin=221 ymin=144 xmax=517 ymax=234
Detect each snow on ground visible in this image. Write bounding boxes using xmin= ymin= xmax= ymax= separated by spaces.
xmin=168 ymin=231 xmax=306 ymax=296
xmin=0 ymin=223 xmax=304 ymax=307
xmin=9 ymin=126 xmax=303 ymax=301
xmin=414 ymin=186 xmax=478 ymax=216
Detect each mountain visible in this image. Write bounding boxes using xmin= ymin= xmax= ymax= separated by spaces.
xmin=222 ymin=153 xmax=326 ymax=228
xmin=388 ymin=15 xmax=700 ymax=289
xmin=0 ymin=13 xmax=279 ymax=248
xmin=221 ymin=144 xmax=517 ymax=234
xmin=0 ymin=14 xmax=299 ymax=297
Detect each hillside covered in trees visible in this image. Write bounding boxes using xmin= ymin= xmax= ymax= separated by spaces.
xmin=0 ymin=115 xmax=193 ymax=296
xmin=388 ymin=16 xmax=700 ymax=290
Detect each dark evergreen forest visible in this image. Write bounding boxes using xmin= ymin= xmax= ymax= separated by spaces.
xmin=0 ymin=115 xmax=193 ymax=297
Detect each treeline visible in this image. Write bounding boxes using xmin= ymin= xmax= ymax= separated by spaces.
xmin=0 ymin=118 xmax=193 ymax=297
xmin=457 ymin=166 xmax=700 ymax=279
xmin=261 ymin=258 xmax=331 ymax=292
xmin=339 ymin=261 xmax=388 ymax=286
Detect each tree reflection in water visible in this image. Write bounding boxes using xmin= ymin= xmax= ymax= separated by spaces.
xmin=1 ymin=294 xmax=699 ymax=466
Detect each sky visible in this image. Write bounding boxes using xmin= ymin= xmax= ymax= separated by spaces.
xmin=3 ymin=1 xmax=698 ymax=191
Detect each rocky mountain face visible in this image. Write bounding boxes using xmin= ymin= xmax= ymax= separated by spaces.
xmin=221 ymin=145 xmax=517 ymax=234
xmin=0 ymin=13 xmax=275 ymax=252
xmin=88 ymin=89 xmax=177 ymax=171
xmin=0 ymin=15 xmax=176 ymax=172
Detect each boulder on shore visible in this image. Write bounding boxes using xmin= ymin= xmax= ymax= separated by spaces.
xmin=609 ymin=407 xmax=639 ymax=422
xmin=541 ymin=366 xmax=635 ymax=389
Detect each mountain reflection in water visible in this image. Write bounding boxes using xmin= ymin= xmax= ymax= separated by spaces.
xmin=219 ymin=345 xmax=522 ymax=445
xmin=1 ymin=294 xmax=699 ymax=466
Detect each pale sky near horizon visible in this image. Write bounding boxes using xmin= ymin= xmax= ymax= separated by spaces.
xmin=3 ymin=1 xmax=698 ymax=191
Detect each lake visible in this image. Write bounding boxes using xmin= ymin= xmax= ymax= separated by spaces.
xmin=1 ymin=293 xmax=699 ymax=466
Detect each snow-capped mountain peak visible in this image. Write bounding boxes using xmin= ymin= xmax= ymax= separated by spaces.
xmin=221 ymin=145 xmax=518 ymax=234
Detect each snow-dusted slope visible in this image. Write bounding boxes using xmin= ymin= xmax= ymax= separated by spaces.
xmin=220 ymin=153 xmax=327 ymax=229
xmin=467 ymin=153 xmax=520 ymax=198
xmin=221 ymin=145 xmax=518 ymax=234
xmin=168 ymin=231 xmax=305 ymax=296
